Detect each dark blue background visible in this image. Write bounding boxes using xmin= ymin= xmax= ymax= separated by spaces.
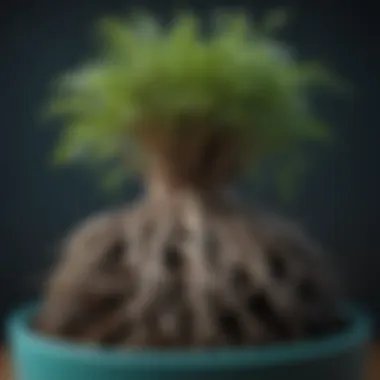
xmin=1 ymin=0 xmax=378 ymax=340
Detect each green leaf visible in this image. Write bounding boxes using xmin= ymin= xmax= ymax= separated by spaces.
xmin=275 ymin=153 xmax=308 ymax=202
xmin=260 ymin=8 xmax=290 ymax=35
xmin=44 ymin=9 xmax=338 ymax=195
xmin=101 ymin=165 xmax=126 ymax=193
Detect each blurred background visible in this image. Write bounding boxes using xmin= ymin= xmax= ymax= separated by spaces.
xmin=0 ymin=0 xmax=378 ymax=341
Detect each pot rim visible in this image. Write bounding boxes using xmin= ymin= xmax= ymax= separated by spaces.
xmin=7 ymin=303 xmax=372 ymax=370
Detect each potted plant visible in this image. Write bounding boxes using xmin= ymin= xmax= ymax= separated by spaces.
xmin=7 ymin=10 xmax=371 ymax=380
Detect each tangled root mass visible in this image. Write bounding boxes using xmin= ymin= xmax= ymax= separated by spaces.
xmin=37 ymin=191 xmax=343 ymax=348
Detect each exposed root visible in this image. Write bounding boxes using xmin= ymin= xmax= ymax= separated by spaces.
xmin=37 ymin=191 xmax=343 ymax=348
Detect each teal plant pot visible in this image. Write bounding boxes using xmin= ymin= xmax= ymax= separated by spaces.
xmin=7 ymin=304 xmax=372 ymax=380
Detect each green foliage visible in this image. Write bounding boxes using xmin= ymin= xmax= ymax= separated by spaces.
xmin=47 ymin=9 xmax=338 ymax=194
